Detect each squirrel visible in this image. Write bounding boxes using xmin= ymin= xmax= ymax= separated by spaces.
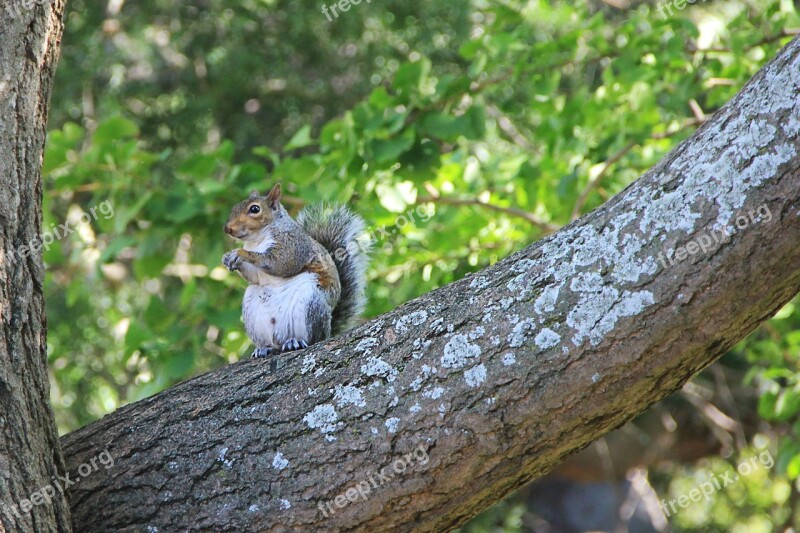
xmin=222 ymin=183 xmax=369 ymax=362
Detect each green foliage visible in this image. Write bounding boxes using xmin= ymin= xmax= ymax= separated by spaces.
xmin=655 ymin=444 xmax=792 ymax=532
xmin=744 ymin=302 xmax=800 ymax=481
xmin=51 ymin=0 xmax=474 ymax=155
xmin=44 ymin=0 xmax=800 ymax=529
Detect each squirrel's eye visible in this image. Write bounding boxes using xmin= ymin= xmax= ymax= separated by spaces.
xmin=248 ymin=205 xmax=261 ymax=214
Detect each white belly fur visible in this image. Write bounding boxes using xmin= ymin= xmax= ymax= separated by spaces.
xmin=242 ymin=272 xmax=319 ymax=348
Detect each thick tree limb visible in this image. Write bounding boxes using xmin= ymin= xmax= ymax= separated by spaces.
xmin=0 ymin=2 xmax=69 ymax=532
xmin=63 ymin=37 xmax=800 ymax=531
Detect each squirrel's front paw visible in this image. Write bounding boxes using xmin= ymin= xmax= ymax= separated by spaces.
xmin=223 ymin=250 xmax=242 ymax=271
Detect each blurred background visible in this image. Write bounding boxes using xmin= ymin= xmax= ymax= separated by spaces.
xmin=42 ymin=0 xmax=800 ymax=530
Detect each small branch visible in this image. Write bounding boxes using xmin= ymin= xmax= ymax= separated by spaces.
xmin=599 ymin=0 xmax=629 ymax=8
xmin=710 ymin=365 xmax=748 ymax=450
xmin=571 ymin=116 xmax=709 ymax=220
xmin=570 ymin=141 xmax=636 ymax=221
xmin=689 ymin=99 xmax=706 ymax=122
xmin=687 ymin=28 xmax=800 ymax=54
xmin=418 ymin=190 xmax=558 ymax=233
xmin=706 ymin=78 xmax=737 ymax=88
xmin=593 ymin=437 xmax=626 ymax=533
xmin=650 ymin=117 xmax=706 ymax=139
xmin=486 ymin=105 xmax=537 ymax=153
xmin=679 ymin=384 xmax=741 ymax=456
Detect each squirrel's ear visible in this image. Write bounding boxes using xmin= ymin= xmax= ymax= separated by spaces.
xmin=249 ymin=190 xmax=260 ymax=198
xmin=266 ymin=183 xmax=282 ymax=208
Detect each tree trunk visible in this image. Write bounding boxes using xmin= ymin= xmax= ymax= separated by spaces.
xmin=62 ymin=38 xmax=800 ymax=531
xmin=0 ymin=1 xmax=69 ymax=532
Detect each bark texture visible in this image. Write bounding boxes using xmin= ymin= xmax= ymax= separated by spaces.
xmin=63 ymin=38 xmax=800 ymax=531
xmin=0 ymin=1 xmax=69 ymax=532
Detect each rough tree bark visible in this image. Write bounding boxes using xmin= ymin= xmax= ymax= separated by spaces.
xmin=0 ymin=1 xmax=69 ymax=532
xmin=60 ymin=36 xmax=800 ymax=531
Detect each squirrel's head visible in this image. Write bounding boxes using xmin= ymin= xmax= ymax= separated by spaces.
xmin=224 ymin=183 xmax=283 ymax=241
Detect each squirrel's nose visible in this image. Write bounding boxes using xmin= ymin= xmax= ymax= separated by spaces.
xmin=224 ymin=223 xmax=232 ymax=235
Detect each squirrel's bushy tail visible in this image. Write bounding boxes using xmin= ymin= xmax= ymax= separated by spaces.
xmin=297 ymin=204 xmax=370 ymax=335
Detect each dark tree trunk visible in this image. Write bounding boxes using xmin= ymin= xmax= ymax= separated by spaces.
xmin=61 ymin=36 xmax=800 ymax=532
xmin=0 ymin=1 xmax=69 ymax=532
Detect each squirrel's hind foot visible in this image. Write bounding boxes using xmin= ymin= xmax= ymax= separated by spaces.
xmin=281 ymin=338 xmax=308 ymax=352
xmin=252 ymin=347 xmax=274 ymax=359
xmin=252 ymin=347 xmax=278 ymax=372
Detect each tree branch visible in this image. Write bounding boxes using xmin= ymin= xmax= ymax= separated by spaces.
xmin=418 ymin=191 xmax=559 ymax=233
xmin=62 ymin=37 xmax=800 ymax=532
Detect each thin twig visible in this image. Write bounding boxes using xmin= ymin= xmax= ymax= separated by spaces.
xmin=689 ymin=99 xmax=706 ymax=122
xmin=570 ymin=140 xmax=636 ymax=221
xmin=650 ymin=117 xmax=706 ymax=139
xmin=680 ymin=384 xmax=740 ymax=456
xmin=710 ymin=365 xmax=748 ymax=450
xmin=687 ymin=28 xmax=800 ymax=53
xmin=418 ymin=193 xmax=558 ymax=233
xmin=593 ymin=437 xmax=627 ymax=533
xmin=486 ymin=105 xmax=537 ymax=153
xmin=571 ymin=116 xmax=708 ymax=220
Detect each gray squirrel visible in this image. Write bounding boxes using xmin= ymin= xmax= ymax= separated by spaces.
xmin=223 ymin=183 xmax=369 ymax=360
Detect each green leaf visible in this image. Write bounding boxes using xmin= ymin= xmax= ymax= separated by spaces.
xmin=376 ymin=181 xmax=416 ymax=213
xmin=774 ymin=302 xmax=795 ymax=319
xmin=161 ymin=351 xmax=196 ymax=380
xmin=144 ymin=296 xmax=174 ymax=332
xmin=134 ymin=254 xmax=172 ymax=280
xmin=179 ymin=153 xmax=220 ymax=177
xmin=786 ymin=454 xmax=800 ymax=479
xmin=125 ymin=322 xmax=151 ymax=358
xmin=368 ymin=128 xmax=416 ymax=164
xmin=419 ymin=106 xmax=485 ymax=142
xmin=776 ymin=389 xmax=800 ymax=420
xmin=253 ymin=146 xmax=281 ymax=167
xmin=94 ymin=117 xmax=139 ymax=144
xmin=284 ymin=125 xmax=314 ymax=151
xmin=758 ymin=390 xmax=779 ymax=420
xmin=99 ymin=236 xmax=137 ymax=264
xmin=393 ymin=58 xmax=431 ymax=96
xmin=113 ymin=192 xmax=153 ymax=233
